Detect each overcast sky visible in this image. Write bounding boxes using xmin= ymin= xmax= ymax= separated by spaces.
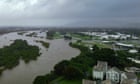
xmin=0 ymin=0 xmax=140 ymax=27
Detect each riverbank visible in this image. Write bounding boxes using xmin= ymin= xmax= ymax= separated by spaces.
xmin=33 ymin=41 xmax=140 ymax=84
xmin=0 ymin=31 xmax=80 ymax=84
xmin=33 ymin=42 xmax=94 ymax=84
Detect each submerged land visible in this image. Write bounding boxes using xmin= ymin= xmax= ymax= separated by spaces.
xmin=32 ymin=28 xmax=140 ymax=84
xmin=0 ymin=40 xmax=40 ymax=73
xmin=0 ymin=27 xmax=140 ymax=84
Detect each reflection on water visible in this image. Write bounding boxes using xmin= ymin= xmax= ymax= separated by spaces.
xmin=0 ymin=31 xmax=80 ymax=84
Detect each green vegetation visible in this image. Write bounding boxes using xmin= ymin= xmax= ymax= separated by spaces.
xmin=83 ymin=41 xmax=112 ymax=48
xmin=92 ymin=36 xmax=100 ymax=40
xmin=0 ymin=39 xmax=40 ymax=73
xmin=33 ymin=41 xmax=140 ymax=84
xmin=136 ymin=73 xmax=140 ymax=79
xmin=71 ymin=33 xmax=92 ymax=40
xmin=121 ymin=40 xmax=140 ymax=47
xmin=53 ymin=32 xmax=62 ymax=39
xmin=47 ymin=31 xmax=62 ymax=39
xmin=17 ymin=31 xmax=27 ymax=35
xmin=33 ymin=42 xmax=94 ymax=84
xmin=50 ymin=76 xmax=82 ymax=84
xmin=36 ymin=40 xmax=50 ymax=48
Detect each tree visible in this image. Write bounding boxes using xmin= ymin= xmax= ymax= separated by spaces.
xmin=33 ymin=76 xmax=46 ymax=84
xmin=64 ymin=65 xmax=83 ymax=80
xmin=92 ymin=45 xmax=99 ymax=51
xmin=93 ymin=48 xmax=117 ymax=66
xmin=76 ymin=40 xmax=82 ymax=43
xmin=138 ymin=48 xmax=140 ymax=53
xmin=54 ymin=60 xmax=69 ymax=75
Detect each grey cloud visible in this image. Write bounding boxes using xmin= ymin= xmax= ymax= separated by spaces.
xmin=0 ymin=0 xmax=140 ymax=27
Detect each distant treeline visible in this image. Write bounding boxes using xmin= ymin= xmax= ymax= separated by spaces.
xmin=47 ymin=28 xmax=140 ymax=36
xmin=0 ymin=27 xmax=140 ymax=36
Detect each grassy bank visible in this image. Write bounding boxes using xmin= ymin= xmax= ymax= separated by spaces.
xmin=36 ymin=40 xmax=50 ymax=48
xmin=33 ymin=41 xmax=140 ymax=84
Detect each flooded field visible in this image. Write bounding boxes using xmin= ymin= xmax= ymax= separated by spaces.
xmin=0 ymin=31 xmax=80 ymax=84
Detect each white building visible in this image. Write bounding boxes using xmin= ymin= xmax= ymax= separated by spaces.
xmin=106 ymin=67 xmax=121 ymax=83
xmin=121 ymin=72 xmax=138 ymax=84
xmin=129 ymin=49 xmax=138 ymax=54
xmin=93 ymin=61 xmax=108 ymax=80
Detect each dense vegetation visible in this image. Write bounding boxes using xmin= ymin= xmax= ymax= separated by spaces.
xmin=36 ymin=40 xmax=50 ymax=48
xmin=71 ymin=32 xmax=92 ymax=40
xmin=33 ymin=42 xmax=140 ymax=84
xmin=0 ymin=40 xmax=40 ymax=73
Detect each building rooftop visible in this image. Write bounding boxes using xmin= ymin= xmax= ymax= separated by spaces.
xmin=125 ymin=67 xmax=140 ymax=72
xmin=107 ymin=67 xmax=122 ymax=73
xmin=121 ymin=79 xmax=134 ymax=84
xmin=94 ymin=61 xmax=108 ymax=71
xmin=115 ymin=43 xmax=134 ymax=47
xmin=129 ymin=49 xmax=138 ymax=53
xmin=124 ymin=72 xmax=137 ymax=79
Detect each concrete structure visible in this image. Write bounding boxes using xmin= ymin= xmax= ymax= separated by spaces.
xmin=106 ymin=67 xmax=121 ymax=83
xmin=93 ymin=61 xmax=108 ymax=80
xmin=129 ymin=49 xmax=138 ymax=54
xmin=115 ymin=42 xmax=134 ymax=50
xmin=121 ymin=72 xmax=138 ymax=84
xmin=125 ymin=67 xmax=140 ymax=73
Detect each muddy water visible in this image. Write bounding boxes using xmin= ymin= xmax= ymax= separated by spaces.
xmin=0 ymin=31 xmax=80 ymax=84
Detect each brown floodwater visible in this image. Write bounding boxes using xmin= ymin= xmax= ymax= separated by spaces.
xmin=0 ymin=31 xmax=80 ymax=84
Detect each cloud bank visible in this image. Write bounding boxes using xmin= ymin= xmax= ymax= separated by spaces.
xmin=0 ymin=0 xmax=140 ymax=27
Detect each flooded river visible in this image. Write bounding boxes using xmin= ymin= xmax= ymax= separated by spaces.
xmin=0 ymin=31 xmax=80 ymax=84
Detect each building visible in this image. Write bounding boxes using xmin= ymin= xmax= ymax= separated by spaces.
xmin=102 ymin=80 xmax=116 ymax=84
xmin=121 ymin=79 xmax=136 ymax=84
xmin=115 ymin=42 xmax=134 ymax=50
xmin=121 ymin=72 xmax=138 ymax=84
xmin=82 ymin=79 xmax=96 ymax=84
xmin=125 ymin=67 xmax=140 ymax=73
xmin=93 ymin=61 xmax=108 ymax=80
xmin=129 ymin=49 xmax=138 ymax=54
xmin=106 ymin=67 xmax=121 ymax=83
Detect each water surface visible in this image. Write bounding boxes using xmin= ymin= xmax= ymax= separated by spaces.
xmin=0 ymin=31 xmax=80 ymax=84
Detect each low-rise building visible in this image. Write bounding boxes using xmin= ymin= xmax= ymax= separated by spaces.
xmin=93 ymin=61 xmax=138 ymax=84
xmin=121 ymin=72 xmax=138 ymax=84
xmin=129 ymin=49 xmax=138 ymax=54
xmin=125 ymin=67 xmax=140 ymax=73
xmin=93 ymin=61 xmax=108 ymax=80
xmin=106 ymin=67 xmax=121 ymax=83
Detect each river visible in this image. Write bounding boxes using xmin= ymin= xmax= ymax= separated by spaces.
xmin=0 ymin=31 xmax=80 ymax=84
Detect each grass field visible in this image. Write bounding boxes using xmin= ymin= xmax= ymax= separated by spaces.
xmin=53 ymin=32 xmax=63 ymax=39
xmin=51 ymin=77 xmax=82 ymax=84
xmin=71 ymin=34 xmax=92 ymax=40
xmin=82 ymin=41 xmax=112 ymax=48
